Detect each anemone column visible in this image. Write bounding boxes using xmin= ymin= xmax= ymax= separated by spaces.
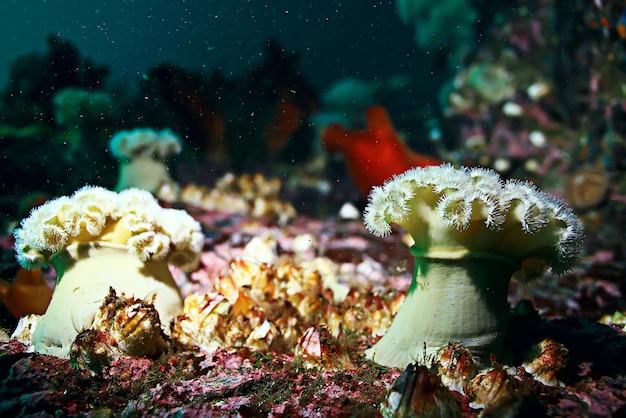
xmin=366 ymin=249 xmax=518 ymax=368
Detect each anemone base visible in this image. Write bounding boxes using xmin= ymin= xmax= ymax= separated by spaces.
xmin=366 ymin=247 xmax=518 ymax=368
xmin=32 ymin=242 xmax=183 ymax=358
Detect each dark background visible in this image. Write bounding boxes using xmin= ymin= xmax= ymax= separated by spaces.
xmin=0 ymin=0 xmax=433 ymax=91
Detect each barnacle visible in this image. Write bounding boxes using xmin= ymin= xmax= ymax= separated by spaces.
xmin=522 ymin=338 xmax=568 ymax=387
xmin=564 ymin=167 xmax=610 ymax=211
xmin=70 ymin=288 xmax=168 ymax=377
xmin=179 ymin=172 xmax=296 ymax=225
xmin=172 ymin=292 xmax=231 ymax=353
xmin=381 ymin=363 xmax=462 ymax=418
xmin=172 ymin=233 xmax=398 ymax=356
xmin=70 ymin=329 xmax=122 ymax=379
xmin=466 ymin=364 xmax=518 ymax=409
xmin=91 ymin=288 xmax=168 ymax=356
xmin=436 ymin=341 xmax=479 ymax=395
xmin=294 ymin=326 xmax=357 ymax=371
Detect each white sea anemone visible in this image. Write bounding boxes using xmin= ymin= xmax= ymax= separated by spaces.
xmin=364 ymin=164 xmax=584 ymax=368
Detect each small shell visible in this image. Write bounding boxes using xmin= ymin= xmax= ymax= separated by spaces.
xmin=292 ymin=233 xmax=317 ymax=254
xmin=526 ymin=81 xmax=552 ymax=101
xmin=10 ymin=314 xmax=41 ymax=351
xmin=241 ymin=234 xmax=278 ymax=265
xmin=293 ymin=325 xmax=356 ymax=371
xmin=522 ymin=338 xmax=568 ymax=387
xmin=599 ymin=311 xmax=626 ymax=328
xmin=381 ymin=363 xmax=462 ymax=418
xmin=502 ymin=101 xmax=523 ymax=116
xmin=435 ymin=341 xmax=479 ymax=394
xmin=528 ymin=130 xmax=547 ymax=148
xmin=338 ymin=202 xmax=361 ymax=220
xmin=466 ymin=364 xmax=517 ymax=409
xmin=564 ymin=167 xmax=609 ymax=211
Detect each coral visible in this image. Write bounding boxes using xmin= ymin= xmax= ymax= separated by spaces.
xmin=396 ymin=0 xmax=477 ymax=67
xmin=52 ymin=88 xmax=116 ymax=127
xmin=322 ymin=106 xmax=441 ymax=197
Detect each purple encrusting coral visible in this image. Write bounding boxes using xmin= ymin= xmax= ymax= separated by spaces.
xmin=119 ymin=350 xmax=399 ymax=417
xmin=0 ymin=338 xmax=401 ymax=417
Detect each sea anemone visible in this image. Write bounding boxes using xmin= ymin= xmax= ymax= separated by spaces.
xmin=363 ymin=164 xmax=584 ymax=368
xmin=13 ymin=186 xmax=203 ymax=358
xmin=109 ymin=128 xmax=183 ymax=201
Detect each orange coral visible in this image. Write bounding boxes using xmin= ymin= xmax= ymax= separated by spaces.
xmin=322 ymin=106 xmax=442 ymax=196
xmin=265 ymin=100 xmax=304 ymax=153
xmin=0 ymin=268 xmax=52 ymax=318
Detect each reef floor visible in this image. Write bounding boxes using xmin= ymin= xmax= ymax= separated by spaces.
xmin=0 ymin=205 xmax=625 ymax=417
